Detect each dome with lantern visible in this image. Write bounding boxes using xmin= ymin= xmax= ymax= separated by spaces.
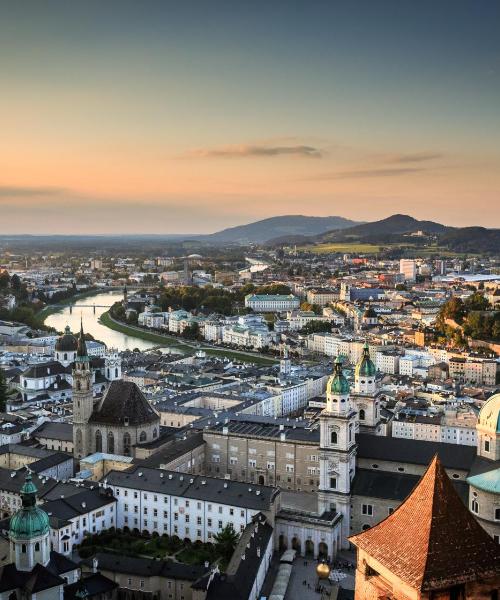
xmin=327 ymin=356 xmax=350 ymax=396
xmin=9 ymin=472 xmax=50 ymax=540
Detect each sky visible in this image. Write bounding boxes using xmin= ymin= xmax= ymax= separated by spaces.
xmin=1 ymin=0 xmax=499 ymax=234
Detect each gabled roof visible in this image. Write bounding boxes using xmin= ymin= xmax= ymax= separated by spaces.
xmin=350 ymin=456 xmax=500 ymax=592
xmin=89 ymin=380 xmax=159 ymax=426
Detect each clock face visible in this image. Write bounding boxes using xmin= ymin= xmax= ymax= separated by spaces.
xmin=327 ymin=462 xmax=338 ymax=474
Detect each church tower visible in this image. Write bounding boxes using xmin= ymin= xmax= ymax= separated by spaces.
xmin=351 ymin=342 xmax=381 ymax=434
xmin=279 ymin=344 xmax=291 ymax=379
xmin=105 ymin=349 xmax=122 ymax=381
xmin=72 ymin=320 xmax=93 ymax=459
xmin=318 ymin=356 xmax=357 ymax=548
xmin=9 ymin=472 xmax=51 ymax=570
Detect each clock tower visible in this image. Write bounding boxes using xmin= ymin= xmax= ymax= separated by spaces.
xmin=318 ymin=356 xmax=357 ymax=548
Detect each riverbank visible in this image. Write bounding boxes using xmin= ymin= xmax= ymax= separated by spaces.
xmin=100 ymin=311 xmax=277 ymax=365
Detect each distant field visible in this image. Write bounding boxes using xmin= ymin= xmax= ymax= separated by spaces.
xmin=302 ymin=243 xmax=382 ymax=254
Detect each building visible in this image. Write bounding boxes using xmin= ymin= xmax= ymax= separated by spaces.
xmin=350 ymin=456 xmax=500 ymax=599
xmin=306 ymin=289 xmax=339 ymax=307
xmin=73 ymin=322 xmax=160 ymax=459
xmin=103 ymin=466 xmax=280 ymax=542
xmin=244 ymin=294 xmax=300 ymax=313
xmin=399 ymin=258 xmax=417 ymax=282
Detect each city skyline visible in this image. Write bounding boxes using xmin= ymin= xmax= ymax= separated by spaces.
xmin=1 ymin=0 xmax=500 ymax=233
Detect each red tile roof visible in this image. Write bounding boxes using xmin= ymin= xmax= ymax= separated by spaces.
xmin=350 ymin=455 xmax=500 ymax=591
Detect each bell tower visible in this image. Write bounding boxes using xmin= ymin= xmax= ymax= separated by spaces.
xmin=351 ymin=342 xmax=381 ymax=434
xmin=318 ymin=356 xmax=357 ymax=548
xmin=72 ymin=319 xmax=93 ymax=459
xmin=105 ymin=349 xmax=122 ymax=381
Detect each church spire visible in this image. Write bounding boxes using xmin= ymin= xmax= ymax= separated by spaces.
xmin=76 ymin=317 xmax=88 ymax=361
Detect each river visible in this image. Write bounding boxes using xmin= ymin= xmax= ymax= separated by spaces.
xmin=44 ymin=290 xmax=180 ymax=353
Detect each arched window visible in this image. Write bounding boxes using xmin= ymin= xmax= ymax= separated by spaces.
xmin=115 ymin=368 xmax=118 ymax=378
xmin=107 ymin=431 xmax=115 ymax=454
xmin=75 ymin=429 xmax=83 ymax=454
xmin=359 ymin=409 xmax=366 ymax=421
xmin=349 ymin=423 xmax=353 ymax=442
xmin=330 ymin=431 xmax=338 ymax=445
xmin=35 ymin=542 xmax=40 ymax=551
xmin=64 ymin=353 xmax=67 ymax=360
xmin=471 ymin=500 xmax=479 ymax=514
xmin=152 ymin=428 xmax=158 ymax=439
xmin=123 ymin=432 xmax=131 ymax=456
xmin=21 ymin=544 xmax=27 ymax=553
xmin=139 ymin=431 xmax=147 ymax=443
xmin=95 ymin=430 xmax=102 ymax=452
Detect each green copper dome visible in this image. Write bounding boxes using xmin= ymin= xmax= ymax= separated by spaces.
xmin=327 ymin=356 xmax=350 ymax=396
xmin=355 ymin=342 xmax=376 ymax=378
xmin=9 ymin=473 xmax=50 ymax=540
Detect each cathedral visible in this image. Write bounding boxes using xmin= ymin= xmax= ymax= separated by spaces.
xmin=72 ymin=323 xmax=160 ymax=459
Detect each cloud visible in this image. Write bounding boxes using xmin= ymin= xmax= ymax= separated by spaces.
xmin=0 ymin=185 xmax=66 ymax=198
xmin=305 ymin=167 xmax=431 ymax=181
xmin=186 ymin=144 xmax=324 ymax=159
xmin=387 ymin=152 xmax=443 ymax=164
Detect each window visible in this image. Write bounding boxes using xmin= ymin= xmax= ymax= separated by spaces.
xmin=35 ymin=542 xmax=40 ymax=551
xmin=123 ymin=432 xmax=131 ymax=456
xmin=107 ymin=431 xmax=114 ymax=454
xmin=127 ymin=579 xmax=132 ymax=586
xmin=362 ymin=504 xmax=373 ymax=516
xmin=485 ymin=439 xmax=490 ymax=453
xmin=397 ymin=467 xmax=405 ymax=473
xmin=95 ymin=430 xmax=102 ymax=452
xmin=349 ymin=424 xmax=353 ymax=442
xmin=330 ymin=431 xmax=338 ymax=445
xmin=388 ymin=507 xmax=394 ymax=515
xmin=471 ymin=500 xmax=479 ymax=514
xmin=139 ymin=431 xmax=147 ymax=443
xmin=359 ymin=409 xmax=365 ymax=421
xmin=330 ymin=477 xmax=337 ymax=489
xmin=495 ymin=508 xmax=500 ymax=521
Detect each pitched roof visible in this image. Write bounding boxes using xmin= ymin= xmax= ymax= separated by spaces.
xmin=89 ymin=380 xmax=159 ymax=426
xmin=350 ymin=456 xmax=500 ymax=592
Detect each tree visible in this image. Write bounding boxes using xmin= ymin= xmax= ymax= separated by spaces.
xmin=213 ymin=524 xmax=239 ymax=563
xmin=300 ymin=320 xmax=332 ymax=335
xmin=182 ymin=322 xmax=201 ymax=340
xmin=0 ymin=369 xmax=14 ymax=412
xmin=464 ymin=292 xmax=490 ymax=312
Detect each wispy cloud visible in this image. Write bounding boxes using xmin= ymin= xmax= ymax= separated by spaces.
xmin=0 ymin=185 xmax=66 ymax=198
xmin=186 ymin=144 xmax=324 ymax=159
xmin=305 ymin=167 xmax=430 ymax=181
xmin=387 ymin=152 xmax=443 ymax=164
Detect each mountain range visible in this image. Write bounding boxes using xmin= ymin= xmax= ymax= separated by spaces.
xmin=201 ymin=213 xmax=499 ymax=253
xmin=196 ymin=215 xmax=359 ymax=244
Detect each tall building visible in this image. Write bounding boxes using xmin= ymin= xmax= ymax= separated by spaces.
xmin=318 ymin=356 xmax=357 ymax=547
xmin=350 ymin=456 xmax=500 ymax=599
xmin=351 ymin=342 xmax=381 ymax=434
xmin=72 ymin=322 xmax=160 ymax=460
xmin=399 ymin=258 xmax=417 ymax=282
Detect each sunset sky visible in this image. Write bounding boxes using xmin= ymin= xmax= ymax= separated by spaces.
xmin=1 ymin=0 xmax=499 ymax=234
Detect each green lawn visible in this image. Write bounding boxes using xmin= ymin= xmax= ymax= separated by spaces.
xmin=301 ymin=243 xmax=382 ymax=254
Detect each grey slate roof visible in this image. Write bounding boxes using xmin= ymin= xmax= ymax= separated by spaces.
xmin=89 ymin=380 xmax=159 ymax=426
xmin=357 ymin=433 xmax=476 ymax=471
xmin=104 ymin=465 xmax=279 ymax=511
xmin=33 ymin=421 xmax=73 ymax=442
xmin=89 ymin=552 xmax=208 ymax=580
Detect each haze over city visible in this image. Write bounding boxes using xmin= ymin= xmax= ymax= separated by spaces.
xmin=1 ymin=0 xmax=500 ymax=233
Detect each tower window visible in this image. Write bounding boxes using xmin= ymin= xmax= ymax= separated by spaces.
xmin=495 ymin=508 xmax=500 ymax=521
xmin=330 ymin=477 xmax=337 ymax=489
xmin=330 ymin=431 xmax=338 ymax=445
xmin=359 ymin=409 xmax=366 ymax=421
xmin=22 ymin=544 xmax=27 ymax=553
xmin=471 ymin=500 xmax=479 ymax=514
xmin=484 ymin=439 xmax=490 ymax=452
xmin=35 ymin=542 xmax=40 ymax=551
